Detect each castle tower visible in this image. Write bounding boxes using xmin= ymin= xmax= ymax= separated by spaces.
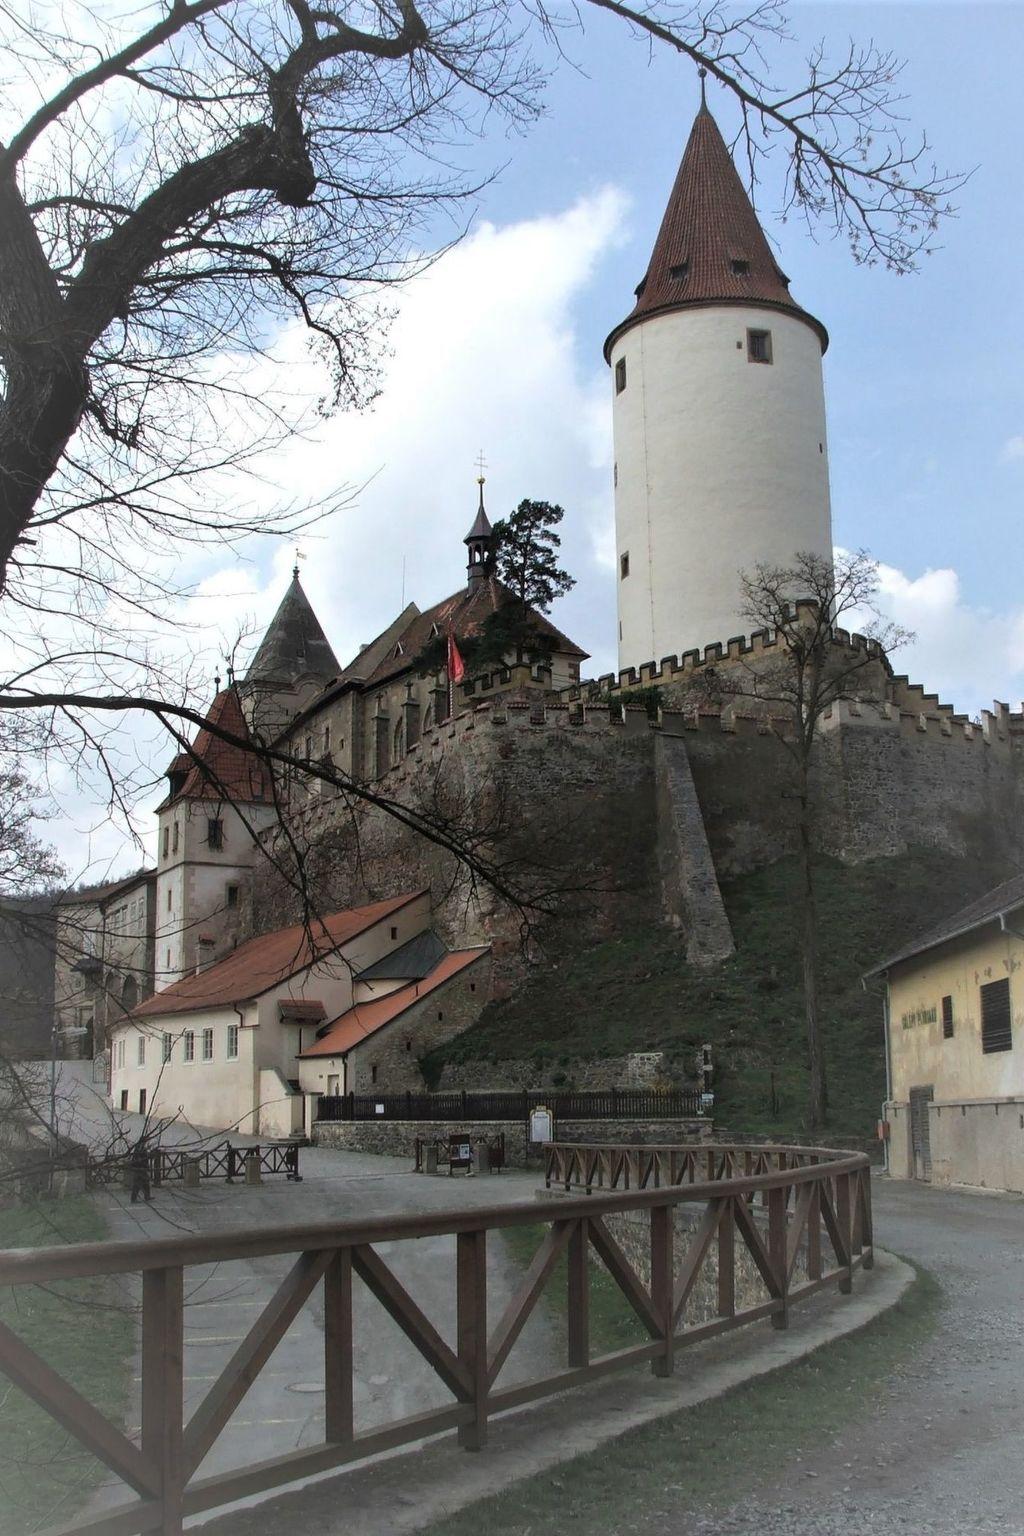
xmin=464 ymin=477 xmax=493 ymax=593
xmin=154 ymin=688 xmax=277 ymax=986
xmin=240 ymin=566 xmax=341 ymax=737
xmin=605 ymin=100 xmax=833 ymax=670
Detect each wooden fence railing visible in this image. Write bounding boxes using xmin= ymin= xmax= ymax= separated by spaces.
xmin=544 ymin=1141 xmax=843 ymax=1193
xmin=0 ymin=1143 xmax=872 ymax=1536
xmin=86 ymin=1141 xmax=301 ymax=1190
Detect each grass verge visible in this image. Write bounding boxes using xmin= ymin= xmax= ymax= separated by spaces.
xmin=499 ymin=1223 xmax=647 ymax=1356
xmin=0 ymin=1195 xmax=134 ymax=1536
xmin=420 ymin=1259 xmax=941 ymax=1536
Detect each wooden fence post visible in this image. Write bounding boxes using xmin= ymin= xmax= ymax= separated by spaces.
xmin=768 ymin=1185 xmax=789 ymax=1330
xmin=142 ymin=1266 xmax=184 ymax=1536
xmin=836 ymin=1174 xmax=853 ymax=1294
xmin=567 ymin=1217 xmax=590 ymax=1369
xmin=806 ymin=1181 xmax=822 ymax=1281
xmin=717 ymin=1197 xmax=735 ymax=1319
xmin=324 ymin=1250 xmax=354 ymax=1444
xmin=457 ymin=1229 xmax=488 ymax=1450
xmin=649 ymin=1205 xmax=674 ymax=1377
xmin=859 ymin=1170 xmax=875 ymax=1270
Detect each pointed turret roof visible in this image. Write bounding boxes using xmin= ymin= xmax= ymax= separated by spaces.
xmin=604 ymin=104 xmax=827 ymax=360
xmin=464 ymin=483 xmax=492 ymax=544
xmin=244 ymin=570 xmax=340 ymax=688
xmin=159 ymin=689 xmax=268 ymax=809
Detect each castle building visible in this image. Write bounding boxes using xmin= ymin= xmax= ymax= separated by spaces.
xmin=606 ymin=100 xmax=833 ymax=671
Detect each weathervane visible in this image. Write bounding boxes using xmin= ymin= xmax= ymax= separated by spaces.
xmin=293 ymin=545 xmax=306 ymax=580
xmin=698 ymin=63 xmax=707 ymax=108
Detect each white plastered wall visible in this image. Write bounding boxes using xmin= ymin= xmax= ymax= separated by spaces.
xmin=610 ymin=305 xmax=833 ymax=669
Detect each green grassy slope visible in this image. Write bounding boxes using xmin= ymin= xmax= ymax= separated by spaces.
xmin=425 ymin=850 xmax=1011 ymax=1142
xmin=0 ymin=1197 xmax=134 ymax=1536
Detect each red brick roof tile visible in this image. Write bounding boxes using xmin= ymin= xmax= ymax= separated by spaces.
xmin=159 ymin=689 xmax=267 ymax=809
xmin=605 ymin=106 xmax=827 ymax=360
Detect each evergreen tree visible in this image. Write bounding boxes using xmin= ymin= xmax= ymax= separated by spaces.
xmin=477 ymin=500 xmax=575 ymax=669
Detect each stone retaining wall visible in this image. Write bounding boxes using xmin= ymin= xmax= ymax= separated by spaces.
xmin=313 ymin=1117 xmax=711 ymax=1167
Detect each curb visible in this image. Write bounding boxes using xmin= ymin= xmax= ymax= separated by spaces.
xmin=197 ymin=1248 xmax=913 ymax=1536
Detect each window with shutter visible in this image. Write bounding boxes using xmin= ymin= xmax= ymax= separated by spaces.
xmin=941 ymin=995 xmax=954 ymax=1039
xmin=980 ymin=977 xmax=1013 ymax=1053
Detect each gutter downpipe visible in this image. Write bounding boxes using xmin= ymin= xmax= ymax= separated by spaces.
xmin=862 ymin=972 xmax=892 ymax=1175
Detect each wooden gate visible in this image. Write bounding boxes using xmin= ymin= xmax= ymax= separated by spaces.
xmin=909 ymin=1086 xmax=934 ymax=1181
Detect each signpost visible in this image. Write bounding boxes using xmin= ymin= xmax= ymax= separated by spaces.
xmin=528 ymin=1105 xmax=554 ymax=1145
xmin=448 ymin=1134 xmax=473 ymax=1175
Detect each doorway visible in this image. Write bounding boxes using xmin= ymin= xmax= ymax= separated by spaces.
xmin=327 ymin=1074 xmax=340 ymax=1096
xmin=909 ymin=1085 xmax=934 ymax=1181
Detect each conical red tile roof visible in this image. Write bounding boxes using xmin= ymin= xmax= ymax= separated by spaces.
xmin=604 ymin=106 xmax=827 ymax=359
xmin=158 ymin=688 xmax=268 ymax=809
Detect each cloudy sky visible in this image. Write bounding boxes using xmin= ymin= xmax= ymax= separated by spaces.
xmin=29 ymin=1 xmax=1024 ymax=876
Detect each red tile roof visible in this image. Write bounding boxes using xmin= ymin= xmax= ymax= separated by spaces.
xmin=132 ymin=893 xmax=425 ymax=1018
xmin=299 ymin=947 xmax=489 ymax=1057
xmin=159 ymin=689 xmax=268 ymax=809
xmin=605 ymin=105 xmax=827 ymax=360
xmin=341 ymin=579 xmax=587 ymax=693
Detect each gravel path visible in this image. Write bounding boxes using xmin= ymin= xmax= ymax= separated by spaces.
xmin=682 ymin=1177 xmax=1024 ymax=1536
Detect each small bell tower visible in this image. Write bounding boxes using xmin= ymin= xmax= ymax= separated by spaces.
xmin=464 ymin=471 xmax=493 ymax=593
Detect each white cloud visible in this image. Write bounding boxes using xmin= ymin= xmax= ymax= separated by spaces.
xmin=856 ymin=558 xmax=1024 ymax=714
xmin=184 ymin=187 xmax=627 ymax=681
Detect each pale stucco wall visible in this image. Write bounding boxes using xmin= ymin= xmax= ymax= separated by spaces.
xmin=111 ymin=894 xmax=433 ymax=1132
xmin=886 ymin=920 xmax=1024 ymax=1104
xmin=609 ymin=304 xmax=832 ymax=670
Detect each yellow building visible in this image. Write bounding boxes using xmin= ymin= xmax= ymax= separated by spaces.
xmin=867 ymin=875 xmax=1024 ymax=1192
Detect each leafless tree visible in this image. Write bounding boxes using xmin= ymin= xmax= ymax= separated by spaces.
xmin=0 ymin=0 xmax=961 ymax=941
xmin=721 ymin=549 xmax=910 ymax=1131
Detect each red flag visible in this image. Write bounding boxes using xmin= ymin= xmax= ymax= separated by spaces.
xmin=447 ymin=630 xmax=465 ymax=685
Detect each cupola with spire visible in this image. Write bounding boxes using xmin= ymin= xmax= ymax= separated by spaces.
xmin=463 ymin=476 xmax=493 ymax=593
xmin=607 ymin=88 xmax=834 ymax=671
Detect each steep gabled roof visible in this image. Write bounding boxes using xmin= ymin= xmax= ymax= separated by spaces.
xmin=300 ymin=946 xmax=489 ymax=1057
xmin=159 ymin=688 xmax=267 ymax=809
xmin=864 ymin=873 xmax=1024 ymax=979
xmin=244 ymin=571 xmax=341 ymax=689
xmin=357 ymin=929 xmax=446 ymax=981
xmin=131 ymin=892 xmax=426 ymax=1017
xmin=338 ymin=578 xmax=587 ymax=693
xmin=605 ymin=104 xmax=827 ymax=360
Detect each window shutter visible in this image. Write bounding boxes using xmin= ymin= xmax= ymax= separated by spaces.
xmin=980 ymin=977 xmax=1013 ymax=1053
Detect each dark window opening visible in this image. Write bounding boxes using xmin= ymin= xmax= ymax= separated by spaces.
xmin=747 ymin=329 xmax=772 ymax=364
xmin=731 ymin=259 xmax=750 ymax=275
xmin=470 ymin=982 xmax=476 ymax=993
xmin=120 ymin=1090 xmax=128 ymax=1111
xmin=207 ymin=818 xmax=223 ymax=850
xmin=226 ymin=883 xmax=239 ymax=908
xmin=162 ymin=826 xmax=169 ymax=859
xmin=172 ymin=820 xmax=179 ymax=854
xmin=615 ymin=357 xmax=627 ymax=395
xmin=669 ymin=261 xmax=689 ymax=280
xmin=371 ymin=1064 xmax=378 ymax=1085
xmin=390 ymin=926 xmax=398 ymax=940
xmin=620 ymin=551 xmax=630 ymax=580
xmin=139 ymin=1089 xmax=147 ymax=1115
xmin=405 ymin=1039 xmax=412 ymax=1053
xmin=981 ymin=977 xmax=1012 ymax=1053
xmin=941 ymin=995 xmax=954 ymax=1039
xmin=437 ymin=1010 xmax=444 ymax=1021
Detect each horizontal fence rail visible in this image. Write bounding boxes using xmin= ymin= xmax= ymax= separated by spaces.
xmin=0 ymin=1143 xmax=872 ymax=1536
xmin=86 ymin=1141 xmax=301 ymax=1189
xmin=317 ymin=1087 xmax=706 ymax=1123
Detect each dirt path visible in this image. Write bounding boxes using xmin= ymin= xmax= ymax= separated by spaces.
xmin=676 ymin=1177 xmax=1024 ymax=1536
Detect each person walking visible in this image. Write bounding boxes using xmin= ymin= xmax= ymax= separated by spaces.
xmin=129 ymin=1139 xmax=152 ymax=1203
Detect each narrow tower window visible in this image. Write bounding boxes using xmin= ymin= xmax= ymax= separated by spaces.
xmin=620 ymin=552 xmax=630 ymax=580
xmin=615 ymin=357 xmax=627 ymax=394
xmin=747 ymin=329 xmax=773 ymax=364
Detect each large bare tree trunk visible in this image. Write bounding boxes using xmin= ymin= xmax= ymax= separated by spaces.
xmin=798 ymin=783 xmax=828 ymax=1131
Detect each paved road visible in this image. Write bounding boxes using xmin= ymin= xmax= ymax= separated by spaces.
xmin=73 ymin=1112 xmax=551 ymax=1519
xmin=681 ymin=1177 xmax=1024 ymax=1536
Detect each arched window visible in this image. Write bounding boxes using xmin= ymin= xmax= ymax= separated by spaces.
xmin=121 ymin=975 xmax=138 ymax=1013
xmin=393 ymin=717 xmax=405 ymax=759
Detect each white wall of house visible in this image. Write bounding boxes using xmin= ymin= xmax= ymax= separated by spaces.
xmin=111 ymin=892 xmax=432 ymax=1133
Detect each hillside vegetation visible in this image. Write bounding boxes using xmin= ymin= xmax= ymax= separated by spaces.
xmin=425 ymin=850 xmax=1013 ymax=1142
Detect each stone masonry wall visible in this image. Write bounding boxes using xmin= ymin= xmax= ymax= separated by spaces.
xmin=342 ymin=954 xmax=490 ymax=1094
xmin=313 ymin=1116 xmax=711 ymax=1167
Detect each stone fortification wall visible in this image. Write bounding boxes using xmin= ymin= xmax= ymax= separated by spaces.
xmin=436 ymin=1051 xmax=694 ymax=1093
xmin=313 ymin=1116 xmax=710 ymax=1166
xmin=255 ymin=632 xmax=1024 ymax=989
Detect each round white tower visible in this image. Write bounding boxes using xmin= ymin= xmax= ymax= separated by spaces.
xmin=606 ymin=103 xmax=833 ymax=671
